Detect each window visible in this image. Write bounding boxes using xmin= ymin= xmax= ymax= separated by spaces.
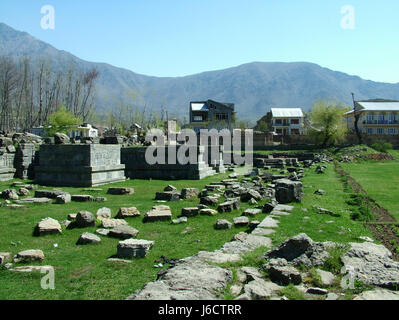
xmin=366 ymin=128 xmax=373 ymax=134
xmin=377 ymin=128 xmax=384 ymax=135
xmin=276 ymin=129 xmax=282 ymax=134
xmin=367 ymin=114 xmax=373 ymax=122
xmin=193 ymin=116 xmax=203 ymax=122
xmin=291 ymin=129 xmax=300 ymax=135
xmin=275 ymin=119 xmax=282 ymax=124
xmin=388 ymin=128 xmax=396 ymax=135
xmin=291 ymin=119 xmax=299 ymax=125
xmin=216 ymin=113 xmax=228 ymax=121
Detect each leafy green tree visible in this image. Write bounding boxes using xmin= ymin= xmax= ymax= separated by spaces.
xmin=46 ymin=105 xmax=81 ymax=136
xmin=308 ymin=101 xmax=349 ymax=147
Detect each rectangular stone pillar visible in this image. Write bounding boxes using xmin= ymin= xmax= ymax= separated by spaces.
xmin=35 ymin=144 xmax=126 ymax=187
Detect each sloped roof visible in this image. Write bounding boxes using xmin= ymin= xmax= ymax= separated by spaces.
xmin=190 ymin=100 xmax=235 ymax=111
xmin=271 ymin=108 xmax=304 ymax=118
xmin=356 ymin=101 xmax=399 ymax=111
xmin=346 ymin=101 xmax=399 ymax=115
xmin=191 ymin=102 xmax=208 ymax=111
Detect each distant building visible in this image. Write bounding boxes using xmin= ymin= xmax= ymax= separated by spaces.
xmin=344 ymin=100 xmax=399 ymax=135
xmin=189 ymin=99 xmax=235 ymax=133
xmin=69 ymin=124 xmax=98 ymax=139
xmin=270 ymin=108 xmax=304 ymax=135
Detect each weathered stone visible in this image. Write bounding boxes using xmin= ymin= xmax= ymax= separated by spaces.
xmin=341 ymin=242 xmax=399 ymax=290
xmin=217 ymin=199 xmax=240 ymax=213
xmin=71 ymin=195 xmax=94 ymax=202
xmin=172 ymin=217 xmax=188 ymax=224
xmin=15 ymin=197 xmax=52 ymax=204
xmin=116 ymin=207 xmax=140 ymax=219
xmin=354 ymin=289 xmax=399 ymax=300
xmin=164 ymin=185 xmax=177 ymax=192
xmin=252 ymin=228 xmax=276 ymax=236
xmin=316 ymin=269 xmax=335 ymax=286
xmin=307 ymin=287 xmax=328 ymax=295
xmin=17 ymin=188 xmax=30 ymax=197
xmin=215 ymin=219 xmax=232 ymax=230
xmin=199 ymin=208 xmax=218 ymax=216
xmin=242 ymin=208 xmax=262 ymax=216
xmin=14 ymin=249 xmax=44 ymax=263
xmin=96 ymin=228 xmax=110 ymax=236
xmin=35 ymin=190 xmax=67 ymax=199
xmin=258 ymin=217 xmax=279 ymax=229
xmin=1 ymin=189 xmax=18 ymax=200
xmin=249 ymin=220 xmax=260 ymax=229
xmin=56 ymin=193 xmax=71 ymax=204
xmin=262 ymin=200 xmax=278 ymax=213
xmin=54 ymin=132 xmax=70 ymax=144
xmin=0 ymin=252 xmax=11 ymax=265
xmin=107 ymin=187 xmax=134 ymax=195
xmin=243 ymin=279 xmax=283 ymax=300
xmin=200 ymin=196 xmax=219 ymax=206
xmin=96 ymin=207 xmax=112 ymax=219
xmin=35 ymin=217 xmax=62 ymax=236
xmin=240 ymin=189 xmax=262 ymax=202
xmin=109 ymin=225 xmax=139 ymax=239
xmin=180 ymin=188 xmax=200 ymax=199
xmin=275 ymin=179 xmax=303 ymax=203
xmin=196 ymin=251 xmax=242 ymax=264
xmin=76 ymin=232 xmax=101 ymax=245
xmin=144 ymin=205 xmax=172 ymax=222
xmin=233 ymin=216 xmax=250 ymax=227
xmin=181 ymin=207 xmax=199 ymax=217
xmin=75 ymin=211 xmax=96 ymax=228
xmin=95 ymin=197 xmax=107 ymax=202
xmin=127 ymin=256 xmax=232 ymax=300
xmin=314 ymin=189 xmax=326 ymax=195
xmin=230 ymin=284 xmax=243 ymax=296
xmin=155 ymin=191 xmax=180 ymax=202
xmin=67 ymin=213 xmax=77 ymax=220
xmin=9 ymin=265 xmax=53 ymax=273
xmin=101 ymin=218 xmax=128 ymax=228
xmin=117 ymin=239 xmax=154 ymax=258
xmin=264 ymin=258 xmax=302 ymax=285
xmin=265 ymin=233 xmax=330 ymax=268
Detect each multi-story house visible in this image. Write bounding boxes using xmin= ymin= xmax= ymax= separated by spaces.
xmin=270 ymin=108 xmax=304 ymax=135
xmin=344 ymin=100 xmax=399 ymax=135
xmin=189 ymin=99 xmax=235 ymax=133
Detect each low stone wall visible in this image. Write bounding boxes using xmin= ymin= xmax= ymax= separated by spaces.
xmin=35 ymin=144 xmax=126 ymax=187
xmin=0 ymin=153 xmax=16 ymax=181
xmin=121 ymin=146 xmax=217 ymax=180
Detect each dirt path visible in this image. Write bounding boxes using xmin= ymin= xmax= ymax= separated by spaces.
xmin=334 ymin=162 xmax=399 ymax=260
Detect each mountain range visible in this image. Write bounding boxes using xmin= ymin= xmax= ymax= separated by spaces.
xmin=1 ymin=22 xmax=399 ymax=122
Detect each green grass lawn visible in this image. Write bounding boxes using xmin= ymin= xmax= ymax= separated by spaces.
xmin=340 ymin=155 xmax=399 ymax=222
xmin=0 ymin=161 xmax=376 ymax=300
xmin=0 ymin=170 xmax=273 ymax=300
xmin=268 ymin=163 xmax=373 ymax=246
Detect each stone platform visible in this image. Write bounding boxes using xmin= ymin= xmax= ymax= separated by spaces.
xmin=35 ymin=144 xmax=126 ymax=187
xmin=121 ymin=145 xmax=217 ymax=180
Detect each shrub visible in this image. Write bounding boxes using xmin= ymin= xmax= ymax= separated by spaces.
xmin=371 ymin=141 xmax=393 ymax=153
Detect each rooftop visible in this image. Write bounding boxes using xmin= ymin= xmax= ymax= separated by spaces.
xmin=345 ymin=100 xmax=399 ymax=115
xmin=271 ymin=108 xmax=304 ymax=118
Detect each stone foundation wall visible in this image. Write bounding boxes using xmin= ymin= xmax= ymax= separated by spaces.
xmin=121 ymin=146 xmax=217 ymax=180
xmin=35 ymin=144 xmax=126 ymax=187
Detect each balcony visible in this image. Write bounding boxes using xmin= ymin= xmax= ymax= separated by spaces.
xmin=363 ymin=120 xmax=398 ymax=125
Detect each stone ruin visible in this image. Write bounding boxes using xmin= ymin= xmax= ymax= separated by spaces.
xmin=121 ymin=145 xmax=221 ymax=180
xmin=35 ymin=144 xmax=126 ymax=187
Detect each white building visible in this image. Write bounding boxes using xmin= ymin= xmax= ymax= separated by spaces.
xmin=344 ymin=100 xmax=399 ymax=135
xmin=69 ymin=124 xmax=98 ymax=138
xmin=271 ymin=108 xmax=304 ymax=135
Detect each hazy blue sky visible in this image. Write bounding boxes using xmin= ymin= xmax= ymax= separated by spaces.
xmin=1 ymin=0 xmax=398 ymax=83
